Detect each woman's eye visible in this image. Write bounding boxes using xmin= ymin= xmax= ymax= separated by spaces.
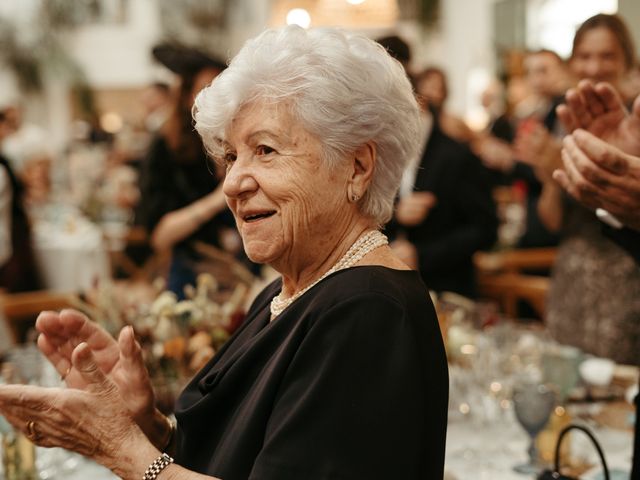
xmin=223 ymin=152 xmax=237 ymax=164
xmin=256 ymin=145 xmax=275 ymax=156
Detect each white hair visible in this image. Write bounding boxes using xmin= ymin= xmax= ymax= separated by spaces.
xmin=193 ymin=25 xmax=421 ymax=225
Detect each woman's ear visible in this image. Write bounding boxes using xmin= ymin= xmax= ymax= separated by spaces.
xmin=348 ymin=142 xmax=376 ymax=201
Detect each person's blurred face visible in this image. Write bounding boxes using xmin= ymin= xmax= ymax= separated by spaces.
xmin=0 ymin=114 xmax=9 ymax=141
xmin=190 ymin=67 xmax=222 ymax=106
xmin=3 ymin=106 xmax=21 ymax=132
xmin=222 ymin=101 xmax=352 ymax=272
xmin=141 ymin=86 xmax=170 ymax=115
xmin=417 ymin=72 xmax=447 ymax=109
xmin=570 ymin=27 xmax=627 ymax=88
xmin=525 ymin=53 xmax=566 ymax=98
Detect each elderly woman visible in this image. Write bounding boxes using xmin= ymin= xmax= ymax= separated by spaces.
xmin=0 ymin=26 xmax=448 ymax=480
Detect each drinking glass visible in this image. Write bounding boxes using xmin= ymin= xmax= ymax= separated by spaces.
xmin=512 ymin=382 xmax=556 ymax=474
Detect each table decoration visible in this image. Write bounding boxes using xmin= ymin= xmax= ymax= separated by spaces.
xmin=71 ymin=272 xmax=249 ymax=413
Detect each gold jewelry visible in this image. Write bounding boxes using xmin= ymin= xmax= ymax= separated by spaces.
xmin=270 ymin=230 xmax=388 ymax=319
xmin=26 ymin=420 xmax=40 ymax=441
xmin=351 ymin=193 xmax=359 ymax=202
xmin=142 ymin=452 xmax=174 ymax=480
xmin=160 ymin=415 xmax=176 ymax=452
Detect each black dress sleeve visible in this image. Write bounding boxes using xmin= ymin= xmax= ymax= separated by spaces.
xmin=248 ymin=292 xmax=448 ymax=480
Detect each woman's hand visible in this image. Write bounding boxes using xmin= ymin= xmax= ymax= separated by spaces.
xmin=0 ymin=342 xmax=159 ymax=476
xmin=557 ymin=80 xmax=640 ymax=157
xmin=36 ymin=309 xmax=171 ymax=450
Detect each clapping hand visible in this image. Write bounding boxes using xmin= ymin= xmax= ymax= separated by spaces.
xmin=0 ymin=342 xmax=156 ymax=477
xmin=556 ymin=80 xmax=640 ymax=156
xmin=555 ymin=130 xmax=640 ymax=231
xmin=35 ymin=309 xmax=171 ymax=450
xmin=513 ymin=122 xmax=562 ymax=183
xmin=553 ymin=81 xmax=640 ymax=231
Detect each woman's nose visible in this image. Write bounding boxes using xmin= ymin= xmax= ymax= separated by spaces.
xmin=223 ymin=156 xmax=258 ymax=199
xmin=584 ymin=58 xmax=605 ymax=79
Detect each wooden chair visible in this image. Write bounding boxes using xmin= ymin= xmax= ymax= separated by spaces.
xmin=474 ymin=247 xmax=558 ymax=319
xmin=0 ymin=290 xmax=76 ymax=344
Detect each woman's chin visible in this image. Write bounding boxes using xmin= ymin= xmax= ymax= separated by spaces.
xmin=243 ymin=243 xmax=279 ymax=266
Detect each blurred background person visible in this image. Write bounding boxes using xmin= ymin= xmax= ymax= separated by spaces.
xmin=136 ymin=44 xmax=236 ymax=298
xmin=415 ymin=66 xmax=475 ymax=144
xmin=554 ymin=79 xmax=640 ymax=479
xmin=0 ymin=103 xmax=54 ymax=208
xmin=141 ymin=81 xmax=172 ymax=134
xmin=0 ymin=108 xmax=41 ymax=293
xmin=388 ymin=43 xmax=498 ymax=298
xmin=523 ymin=13 xmax=640 ymax=365
xmin=376 ymin=34 xmax=414 ymax=82
xmin=0 ymin=103 xmax=49 ymax=176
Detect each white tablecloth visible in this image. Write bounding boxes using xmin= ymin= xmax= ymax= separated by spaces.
xmin=32 ymin=216 xmax=110 ymax=292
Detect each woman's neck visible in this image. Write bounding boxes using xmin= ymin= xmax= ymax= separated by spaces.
xmin=278 ymin=222 xmax=372 ymax=298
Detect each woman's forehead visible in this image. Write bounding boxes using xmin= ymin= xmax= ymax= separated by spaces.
xmin=225 ymin=101 xmax=298 ymax=144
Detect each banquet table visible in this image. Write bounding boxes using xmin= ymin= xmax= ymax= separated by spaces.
xmin=0 ymin=403 xmax=634 ymax=479
xmin=444 ymin=407 xmax=633 ymax=479
xmin=2 ymin=410 xmax=631 ymax=479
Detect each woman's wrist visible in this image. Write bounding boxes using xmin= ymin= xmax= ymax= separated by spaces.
xmin=111 ymin=432 xmax=162 ymax=480
xmin=137 ymin=408 xmax=175 ymax=452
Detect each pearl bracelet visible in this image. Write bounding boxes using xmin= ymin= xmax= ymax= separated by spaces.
xmin=142 ymin=452 xmax=174 ymax=480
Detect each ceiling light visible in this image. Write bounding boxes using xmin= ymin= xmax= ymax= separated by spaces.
xmin=286 ymin=8 xmax=311 ymax=28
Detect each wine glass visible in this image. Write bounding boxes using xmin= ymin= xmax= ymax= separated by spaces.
xmin=512 ymin=382 xmax=556 ymax=474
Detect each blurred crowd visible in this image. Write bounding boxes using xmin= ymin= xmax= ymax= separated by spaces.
xmin=1 ymin=12 xmax=639 ymax=366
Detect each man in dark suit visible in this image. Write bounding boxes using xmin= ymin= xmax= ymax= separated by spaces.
xmin=390 ymin=107 xmax=498 ymax=298
xmin=555 ymin=80 xmax=640 ymax=479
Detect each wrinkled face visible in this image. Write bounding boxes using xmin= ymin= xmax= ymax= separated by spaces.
xmin=525 ymin=53 xmax=565 ymax=97
xmin=222 ymin=101 xmax=352 ymax=271
xmin=571 ymin=27 xmax=627 ymax=88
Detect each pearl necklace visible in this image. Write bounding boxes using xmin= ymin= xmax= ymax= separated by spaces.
xmin=270 ymin=230 xmax=388 ymax=320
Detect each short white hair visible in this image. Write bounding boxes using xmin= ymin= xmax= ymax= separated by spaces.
xmin=194 ymin=25 xmax=421 ymax=225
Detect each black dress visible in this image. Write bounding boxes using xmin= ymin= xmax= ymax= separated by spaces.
xmin=0 ymin=156 xmax=40 ymax=293
xmin=175 ymin=266 xmax=449 ymax=480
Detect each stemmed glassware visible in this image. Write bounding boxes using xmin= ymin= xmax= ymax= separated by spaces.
xmin=512 ymin=381 xmax=556 ymax=474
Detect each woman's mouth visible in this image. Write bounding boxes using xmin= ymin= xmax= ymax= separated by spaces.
xmin=243 ymin=211 xmax=276 ymax=222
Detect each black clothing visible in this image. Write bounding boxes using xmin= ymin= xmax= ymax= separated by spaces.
xmin=511 ymin=162 xmax=559 ymax=249
xmin=137 ymin=136 xmax=225 ymax=250
xmin=175 ymin=266 xmax=449 ymax=480
xmin=0 ymin=156 xmax=40 ymax=292
xmin=489 ymin=114 xmax=515 ymax=144
xmin=392 ymin=122 xmax=498 ymax=297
